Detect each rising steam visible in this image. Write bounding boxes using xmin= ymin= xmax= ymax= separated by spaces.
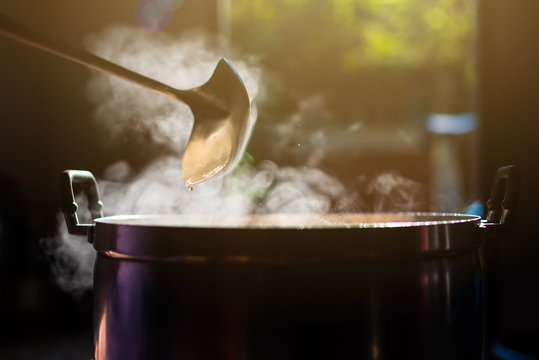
xmin=84 ymin=25 xmax=259 ymax=152
xmin=42 ymin=25 xmax=424 ymax=295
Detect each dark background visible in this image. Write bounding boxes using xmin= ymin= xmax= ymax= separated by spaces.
xmin=479 ymin=0 xmax=539 ymax=343
xmin=0 ymin=0 xmax=538 ymax=358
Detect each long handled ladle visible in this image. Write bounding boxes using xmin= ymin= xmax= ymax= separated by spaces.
xmin=0 ymin=14 xmax=251 ymax=188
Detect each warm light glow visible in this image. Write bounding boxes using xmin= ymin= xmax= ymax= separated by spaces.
xmin=231 ymin=0 xmax=475 ymax=68
xmin=94 ymin=309 xmax=107 ymax=360
xmin=229 ymin=0 xmax=477 ymax=151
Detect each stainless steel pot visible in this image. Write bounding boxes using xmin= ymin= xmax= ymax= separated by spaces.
xmin=60 ymin=166 xmax=520 ymax=360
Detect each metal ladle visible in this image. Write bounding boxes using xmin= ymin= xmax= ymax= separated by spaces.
xmin=0 ymin=14 xmax=251 ymax=188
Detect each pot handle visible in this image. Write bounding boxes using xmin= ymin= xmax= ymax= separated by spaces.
xmin=481 ymin=165 xmax=521 ymax=234
xmin=60 ymin=170 xmax=103 ymax=240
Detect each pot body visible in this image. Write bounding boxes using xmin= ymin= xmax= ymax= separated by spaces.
xmin=93 ymin=248 xmax=483 ymax=360
xmin=58 ymin=166 xmax=519 ymax=360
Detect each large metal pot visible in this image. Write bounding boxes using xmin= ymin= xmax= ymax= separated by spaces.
xmin=60 ymin=166 xmax=520 ymax=360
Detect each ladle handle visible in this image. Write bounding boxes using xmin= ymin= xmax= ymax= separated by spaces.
xmin=0 ymin=14 xmax=195 ymax=104
xmin=60 ymin=170 xmax=103 ymax=240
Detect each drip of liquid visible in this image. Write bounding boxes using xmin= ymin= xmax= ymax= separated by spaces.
xmin=187 ymin=184 xmax=194 ymax=192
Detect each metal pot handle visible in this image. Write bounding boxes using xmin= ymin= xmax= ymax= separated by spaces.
xmin=60 ymin=170 xmax=103 ymax=240
xmin=481 ymin=165 xmax=521 ymax=234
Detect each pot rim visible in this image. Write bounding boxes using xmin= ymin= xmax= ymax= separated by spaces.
xmin=91 ymin=212 xmax=484 ymax=262
xmin=94 ymin=212 xmax=482 ymax=230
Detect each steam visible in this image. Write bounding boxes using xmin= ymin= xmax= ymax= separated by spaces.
xmin=42 ymin=25 xmax=424 ymax=295
xmin=356 ymin=171 xmax=426 ymax=212
xmin=253 ymin=160 xmax=357 ymax=214
xmin=135 ymin=0 xmax=184 ymax=32
xmin=84 ymin=25 xmax=259 ymax=152
xmin=272 ymin=94 xmax=332 ymax=167
xmin=42 ymin=202 xmax=96 ymax=299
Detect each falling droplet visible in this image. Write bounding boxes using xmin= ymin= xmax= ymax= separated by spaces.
xmin=187 ymin=184 xmax=194 ymax=192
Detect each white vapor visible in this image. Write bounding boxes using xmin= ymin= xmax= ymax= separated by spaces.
xmin=84 ymin=25 xmax=260 ymax=152
xmin=42 ymin=25 xmax=424 ymax=295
